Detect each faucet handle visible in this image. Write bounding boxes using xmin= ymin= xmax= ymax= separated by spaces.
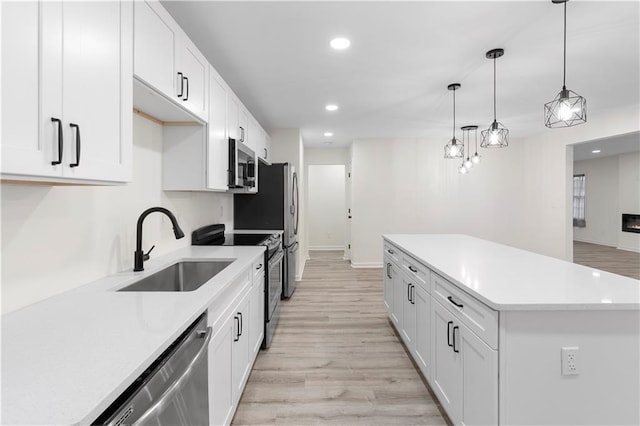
xmin=143 ymin=245 xmax=156 ymax=261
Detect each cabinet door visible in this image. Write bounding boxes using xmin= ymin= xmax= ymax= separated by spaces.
xmin=133 ymin=0 xmax=178 ymax=97
xmin=228 ymin=96 xmax=240 ymax=140
xmin=249 ymin=276 xmax=265 ymax=354
xmin=1 ymin=1 xmax=57 ymax=178
xmin=232 ymin=295 xmax=250 ymax=403
xmin=177 ymin=32 xmax=208 ymax=121
xmin=401 ymin=276 xmax=416 ymax=350
xmin=431 ymin=300 xmax=462 ymax=424
xmin=207 ymin=68 xmax=229 ymax=191
xmin=208 ymin=312 xmax=235 ymax=426
xmin=391 ymin=262 xmax=403 ymax=328
xmin=61 ymin=0 xmax=132 ymax=182
xmin=461 ymin=323 xmax=498 ymax=426
xmin=414 ymin=284 xmax=431 ymax=381
xmin=239 ymin=108 xmax=249 ymax=145
xmin=247 ymin=117 xmax=259 ymax=152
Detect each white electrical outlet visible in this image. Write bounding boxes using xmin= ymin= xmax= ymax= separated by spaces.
xmin=561 ymin=347 xmax=580 ymax=376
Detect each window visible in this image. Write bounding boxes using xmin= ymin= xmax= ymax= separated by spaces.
xmin=573 ymin=174 xmax=586 ymax=227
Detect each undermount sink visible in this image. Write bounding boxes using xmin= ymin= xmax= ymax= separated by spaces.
xmin=118 ymin=261 xmax=233 ymax=292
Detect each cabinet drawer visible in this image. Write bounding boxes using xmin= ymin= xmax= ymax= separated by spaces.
xmin=402 ymin=254 xmax=429 ymax=293
xmin=431 ymin=272 xmax=498 ymax=349
xmin=383 ymin=241 xmax=400 ymax=264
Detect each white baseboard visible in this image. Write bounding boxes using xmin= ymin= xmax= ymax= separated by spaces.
xmin=573 ymin=238 xmax=616 ymax=247
xmin=309 ymin=245 xmax=345 ymax=251
xmin=350 ymin=262 xmax=383 ymax=269
xmin=617 ymin=245 xmax=640 ymax=253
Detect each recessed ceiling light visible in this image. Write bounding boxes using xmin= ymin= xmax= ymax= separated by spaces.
xmin=330 ymin=37 xmax=350 ymax=50
xmin=324 ymin=132 xmax=333 ymax=137
xmin=592 ymin=149 xmax=601 ymax=154
xmin=325 ymin=104 xmax=338 ymax=112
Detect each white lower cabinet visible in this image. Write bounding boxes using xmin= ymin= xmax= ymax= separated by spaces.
xmin=384 ymin=242 xmax=497 ymax=426
xmin=207 ymin=260 xmax=264 ymax=425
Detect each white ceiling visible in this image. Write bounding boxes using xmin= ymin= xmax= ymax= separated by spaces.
xmin=162 ymin=1 xmax=639 ymax=148
xmin=573 ymin=131 xmax=640 ymax=161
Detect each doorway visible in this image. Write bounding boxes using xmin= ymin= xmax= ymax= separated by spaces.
xmin=307 ymin=165 xmax=347 ymax=256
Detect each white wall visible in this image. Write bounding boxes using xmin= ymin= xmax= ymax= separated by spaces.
xmin=618 ymin=152 xmax=640 ymax=252
xmin=350 ymin=138 xmax=526 ymax=267
xmin=573 ymin=155 xmax=620 ymax=247
xmin=267 ymin=128 xmax=307 ymax=280
xmin=1 ymin=114 xmax=233 ymax=314
xmin=307 ymin=165 xmax=346 ymax=250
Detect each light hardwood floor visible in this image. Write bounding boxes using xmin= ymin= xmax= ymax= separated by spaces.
xmin=232 ymin=251 xmax=447 ymax=425
xmin=573 ymin=241 xmax=640 ymax=280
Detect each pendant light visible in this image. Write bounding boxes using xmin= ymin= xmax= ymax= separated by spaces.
xmin=461 ymin=126 xmax=476 ymax=169
xmin=544 ymin=0 xmax=586 ymax=128
xmin=481 ymin=48 xmax=509 ymax=148
xmin=444 ymin=83 xmax=464 ymax=159
xmin=469 ymin=125 xmax=482 ymax=164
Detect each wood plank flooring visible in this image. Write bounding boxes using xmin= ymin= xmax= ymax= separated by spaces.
xmin=232 ymin=251 xmax=447 ymax=425
xmin=573 ymin=241 xmax=640 ymax=280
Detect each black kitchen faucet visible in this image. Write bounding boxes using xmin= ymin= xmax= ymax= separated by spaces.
xmin=134 ymin=207 xmax=184 ymax=271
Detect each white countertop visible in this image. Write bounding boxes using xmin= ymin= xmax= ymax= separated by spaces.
xmin=1 ymin=245 xmax=264 ymax=425
xmin=384 ymin=234 xmax=640 ymax=311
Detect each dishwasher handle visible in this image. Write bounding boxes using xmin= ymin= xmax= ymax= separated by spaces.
xmin=133 ymin=326 xmax=212 ymax=425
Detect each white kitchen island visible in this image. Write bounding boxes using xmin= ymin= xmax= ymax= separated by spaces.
xmin=383 ymin=234 xmax=640 ymax=426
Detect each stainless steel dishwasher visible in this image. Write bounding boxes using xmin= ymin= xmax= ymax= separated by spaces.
xmin=93 ymin=313 xmax=211 ymax=425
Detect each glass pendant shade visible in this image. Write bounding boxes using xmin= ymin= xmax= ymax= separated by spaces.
xmin=481 ymin=120 xmax=509 ymax=148
xmin=472 ymin=153 xmax=481 ymax=164
xmin=461 ymin=125 xmax=478 ymax=169
xmin=444 ymin=83 xmax=463 ymax=159
xmin=545 ymin=0 xmax=587 ymax=128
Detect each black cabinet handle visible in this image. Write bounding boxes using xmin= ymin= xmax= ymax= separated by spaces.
xmin=238 ymin=312 xmax=243 ymax=336
xmin=183 ymin=76 xmax=189 ymax=101
xmin=69 ymin=123 xmax=80 ymax=167
xmin=239 ymin=126 xmax=245 ymax=142
xmin=408 ymin=265 xmax=418 ymax=273
xmin=233 ymin=316 xmax=240 ymax=342
xmin=386 ymin=263 xmax=392 ymax=279
xmin=387 ymin=249 xmax=394 ymax=255
xmin=453 ymin=326 xmax=460 ymax=353
xmin=177 ymin=72 xmax=184 ymax=97
xmin=256 ymin=263 xmax=263 ymax=270
xmin=407 ymin=283 xmax=411 ymax=302
xmin=410 ymin=285 xmax=415 ymax=305
xmin=447 ymin=321 xmax=453 ymax=347
xmin=51 ymin=117 xmax=63 ymax=165
xmin=447 ymin=296 xmax=464 ymax=308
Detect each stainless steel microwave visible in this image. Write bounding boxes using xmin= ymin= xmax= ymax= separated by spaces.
xmin=228 ymin=138 xmax=256 ymax=192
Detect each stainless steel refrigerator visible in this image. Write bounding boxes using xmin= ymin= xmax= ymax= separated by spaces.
xmin=234 ymin=162 xmax=299 ymax=298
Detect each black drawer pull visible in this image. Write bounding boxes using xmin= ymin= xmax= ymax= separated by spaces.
xmin=387 ymin=249 xmax=394 ymax=255
xmin=447 ymin=321 xmax=453 ymax=347
xmin=51 ymin=117 xmax=63 ymax=165
xmin=233 ymin=316 xmax=240 ymax=342
xmin=453 ymin=326 xmax=460 ymax=353
xmin=177 ymin=72 xmax=184 ymax=97
xmin=69 ymin=123 xmax=80 ymax=167
xmin=386 ymin=263 xmax=392 ymax=279
xmin=447 ymin=296 xmax=463 ymax=308
xmin=408 ymin=265 xmax=418 ymax=273
xmin=410 ymin=285 xmax=415 ymax=305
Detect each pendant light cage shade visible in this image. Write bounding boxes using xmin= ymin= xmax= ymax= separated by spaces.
xmin=444 ymin=83 xmax=463 ymax=159
xmin=445 ymin=138 xmax=464 ymax=159
xmin=544 ymin=88 xmax=587 ymax=128
xmin=481 ymin=121 xmax=509 ymax=148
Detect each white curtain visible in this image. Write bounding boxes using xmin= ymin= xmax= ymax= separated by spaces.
xmin=573 ymin=174 xmax=586 ymax=227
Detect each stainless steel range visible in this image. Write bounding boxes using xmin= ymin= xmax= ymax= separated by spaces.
xmin=191 ymin=224 xmax=282 ymax=349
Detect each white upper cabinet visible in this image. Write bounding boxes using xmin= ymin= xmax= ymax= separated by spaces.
xmin=1 ymin=0 xmax=133 ymax=184
xmin=133 ymin=0 xmax=208 ymax=122
xmin=207 ymin=67 xmax=230 ymax=191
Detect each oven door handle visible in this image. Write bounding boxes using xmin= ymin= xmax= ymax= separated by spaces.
xmin=133 ymin=327 xmax=212 ymax=425
xmin=269 ymin=249 xmax=284 ymax=268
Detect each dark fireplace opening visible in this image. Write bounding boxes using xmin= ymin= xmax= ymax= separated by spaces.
xmin=622 ymin=214 xmax=640 ymax=234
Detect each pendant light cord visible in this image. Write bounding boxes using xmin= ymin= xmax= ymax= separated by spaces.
xmin=563 ymin=1 xmax=567 ymax=89
xmin=452 ymin=88 xmax=456 ymax=139
xmin=493 ymin=55 xmax=497 ymax=121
